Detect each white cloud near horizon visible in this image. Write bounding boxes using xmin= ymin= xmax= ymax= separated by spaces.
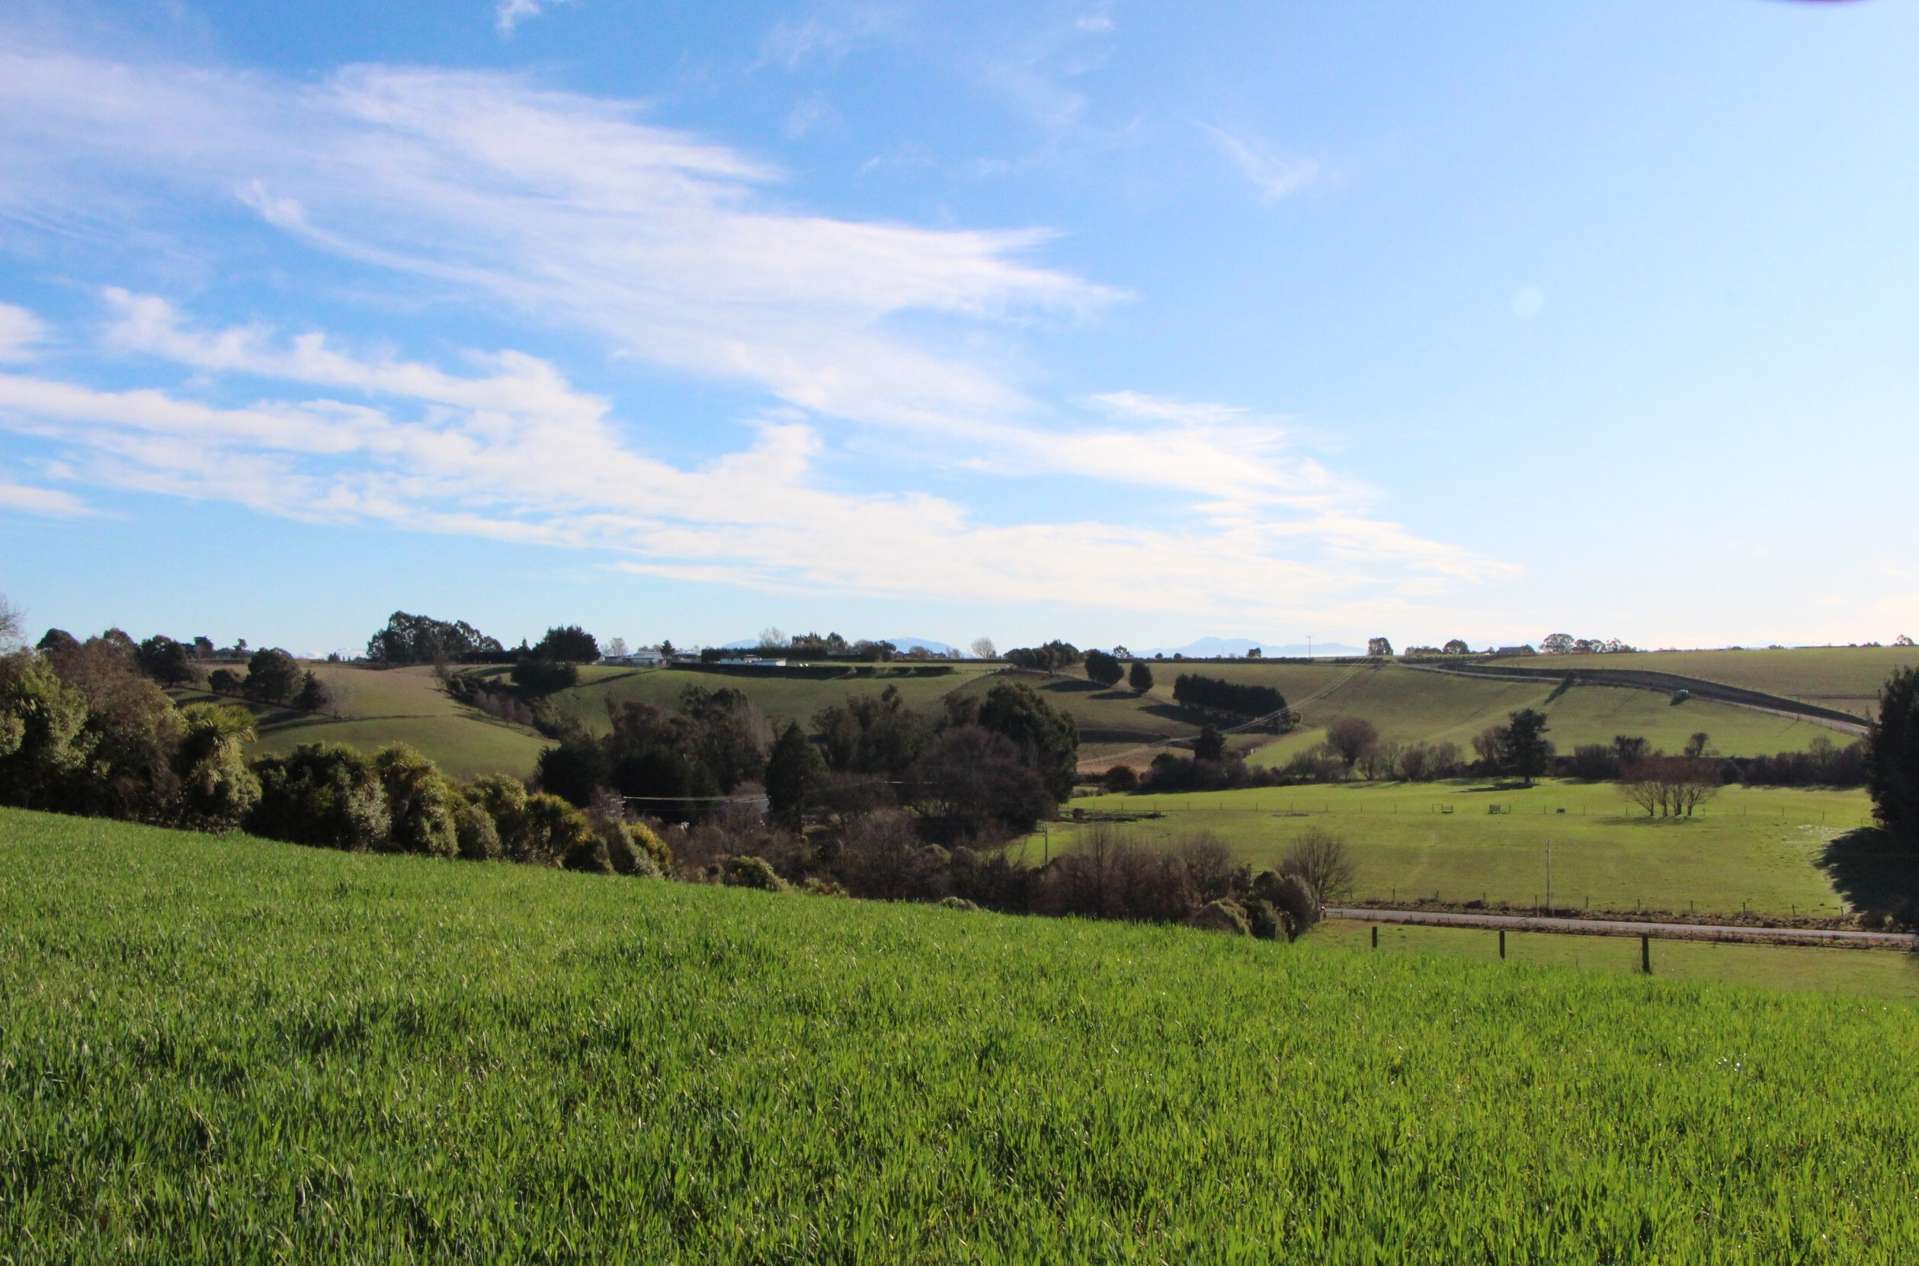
xmin=0 ymin=293 xmax=1514 ymax=623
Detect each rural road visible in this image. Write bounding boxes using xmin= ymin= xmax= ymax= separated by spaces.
xmin=1327 ymin=906 xmax=1919 ymax=950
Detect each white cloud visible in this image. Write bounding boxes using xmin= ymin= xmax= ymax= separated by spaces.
xmin=755 ymin=4 xmax=902 ymax=71
xmin=0 ymin=299 xmax=1513 ymax=624
xmin=0 ymin=46 xmax=1118 ymax=437
xmin=0 ymin=303 xmax=46 ymax=361
xmin=1201 ymin=123 xmax=1322 ymax=205
xmin=0 ymin=479 xmax=95 ymax=518
xmin=495 ymin=0 xmax=572 ymax=36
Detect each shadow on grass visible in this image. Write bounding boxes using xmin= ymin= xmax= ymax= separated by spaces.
xmin=1818 ymin=828 xmax=1919 ymax=920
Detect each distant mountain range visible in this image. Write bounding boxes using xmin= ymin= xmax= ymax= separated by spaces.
xmin=1135 ymin=636 xmax=1364 ymax=659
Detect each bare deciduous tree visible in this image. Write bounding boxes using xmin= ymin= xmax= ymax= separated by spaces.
xmin=969 ymin=637 xmax=997 ymax=660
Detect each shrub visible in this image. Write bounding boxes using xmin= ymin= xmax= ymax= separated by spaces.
xmin=587 ymin=788 xmax=666 ymax=877
xmin=1245 ymin=899 xmax=1284 ymax=941
xmin=465 ymin=774 xmax=538 ymax=861
xmin=522 ymin=791 xmax=594 ymax=867
xmin=1102 ymin=764 xmax=1139 ymax=792
xmin=723 ymin=855 xmax=787 ymax=892
xmin=1184 ymin=898 xmax=1249 ymax=936
xmin=452 ymin=799 xmax=502 ymax=861
xmin=1280 ymin=829 xmax=1356 ymax=905
xmin=0 ymin=653 xmax=94 ymax=811
xmin=174 ymin=703 xmax=260 ymax=830
xmin=374 ymin=743 xmax=459 ymax=857
xmin=1255 ymin=871 xmax=1321 ymax=940
xmin=937 ymin=896 xmax=980 ymax=912
xmin=250 ymin=743 xmax=391 ymax=851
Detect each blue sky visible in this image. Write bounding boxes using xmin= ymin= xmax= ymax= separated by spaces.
xmin=2 ymin=0 xmax=1915 ymax=656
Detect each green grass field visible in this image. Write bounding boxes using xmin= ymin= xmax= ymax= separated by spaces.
xmin=1240 ymin=663 xmax=1849 ymax=767
xmin=180 ymin=663 xmax=549 ymax=781
xmin=1049 ymin=778 xmax=1875 ymax=918
xmin=1484 ymin=644 xmax=1919 ymax=720
xmin=4 ymin=807 xmax=1918 ymax=1262
xmin=1320 ymin=920 xmax=1919 ymax=1001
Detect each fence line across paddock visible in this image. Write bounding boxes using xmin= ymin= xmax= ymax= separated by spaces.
xmin=1066 ymin=798 xmax=1869 ymax=827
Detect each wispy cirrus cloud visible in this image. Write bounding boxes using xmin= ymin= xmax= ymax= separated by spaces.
xmin=0 ymin=43 xmax=1117 ymax=437
xmin=1200 ymin=122 xmax=1323 ymax=205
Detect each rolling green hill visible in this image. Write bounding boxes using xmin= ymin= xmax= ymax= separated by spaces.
xmin=178 ymin=662 xmax=549 ymax=780
xmin=539 ymin=662 xmax=1001 ymax=736
xmin=4 ymin=807 xmax=1916 ymax=1262
xmin=182 ymin=645 xmax=1890 ymax=782
xmin=1484 ymin=644 xmax=1918 ymax=720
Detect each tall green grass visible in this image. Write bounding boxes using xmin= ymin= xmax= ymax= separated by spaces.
xmin=4 ymin=806 xmax=1916 ymax=1262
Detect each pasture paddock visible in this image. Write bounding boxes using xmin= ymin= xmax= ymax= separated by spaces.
xmin=3 ymin=806 xmax=1917 ymax=1262
xmin=1049 ymin=779 xmax=1874 ymax=919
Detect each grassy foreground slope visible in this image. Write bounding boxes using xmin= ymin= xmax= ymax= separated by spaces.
xmin=1054 ymin=779 xmax=1872 ymax=917
xmin=5 ymin=809 xmax=1918 ymax=1262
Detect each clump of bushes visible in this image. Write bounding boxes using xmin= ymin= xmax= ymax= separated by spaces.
xmin=251 ymin=744 xmax=391 ymax=850
xmin=1186 ymin=899 xmax=1250 ymax=936
xmin=723 ymin=855 xmax=786 ymax=892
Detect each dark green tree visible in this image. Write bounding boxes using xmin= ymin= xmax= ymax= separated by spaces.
xmin=243 ymin=648 xmax=302 ymax=705
xmin=976 ymin=681 xmax=1078 ymax=802
xmin=365 ymin=611 xmax=504 ymax=665
xmin=1084 ymin=649 xmax=1124 ymax=688
xmin=1868 ymin=667 xmax=1919 ymax=838
xmin=534 ymin=625 xmax=600 ymax=663
xmin=765 ymin=721 xmax=826 ymax=828
xmin=1495 ymin=708 xmax=1554 ymax=786
xmin=137 ymin=635 xmax=196 ymax=686
xmin=1194 ymin=725 xmax=1226 ymax=762
xmin=1128 ymin=660 xmax=1154 ymax=693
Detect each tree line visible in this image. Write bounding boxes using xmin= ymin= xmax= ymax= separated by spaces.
xmin=1171 ymin=673 xmax=1288 ymax=721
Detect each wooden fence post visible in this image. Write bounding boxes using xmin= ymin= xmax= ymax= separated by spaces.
xmin=1371 ymin=925 xmax=1378 ymax=950
xmin=1499 ymin=929 xmax=1506 ymax=960
xmin=1640 ymin=935 xmax=1651 ymax=975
